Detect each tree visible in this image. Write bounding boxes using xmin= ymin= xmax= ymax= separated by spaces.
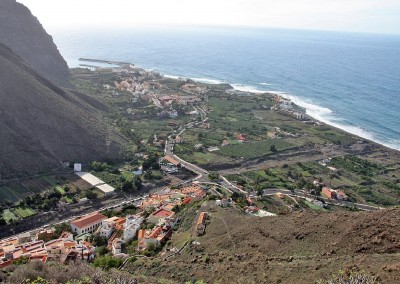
xmin=83 ymin=189 xmax=97 ymax=200
xmin=144 ymin=170 xmax=153 ymax=180
xmin=95 ymin=246 xmax=109 ymax=256
xmin=13 ymin=256 xmax=29 ymax=265
xmin=270 ymin=145 xmax=277 ymax=153
xmin=53 ymin=222 xmax=71 ymax=236
xmin=208 ymin=172 xmax=219 ymax=182
xmin=132 ymin=176 xmax=142 ymax=191
xmin=90 ymin=235 xmax=108 ymax=247
xmin=93 ymin=255 xmax=123 ymax=270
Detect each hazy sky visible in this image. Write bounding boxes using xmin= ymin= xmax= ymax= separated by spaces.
xmin=17 ymin=0 xmax=400 ymax=34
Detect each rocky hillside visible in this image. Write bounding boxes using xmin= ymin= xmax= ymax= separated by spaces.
xmin=127 ymin=203 xmax=400 ymax=283
xmin=0 ymin=43 xmax=127 ymax=177
xmin=0 ymin=0 xmax=69 ymax=83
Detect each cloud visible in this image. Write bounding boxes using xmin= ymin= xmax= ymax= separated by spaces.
xmin=17 ymin=0 xmax=400 ymax=34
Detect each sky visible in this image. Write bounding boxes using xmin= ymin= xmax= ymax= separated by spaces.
xmin=17 ymin=0 xmax=400 ymax=34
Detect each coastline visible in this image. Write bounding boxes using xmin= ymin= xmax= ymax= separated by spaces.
xmin=76 ymin=59 xmax=400 ymax=153
xmin=186 ymin=76 xmax=400 ymax=153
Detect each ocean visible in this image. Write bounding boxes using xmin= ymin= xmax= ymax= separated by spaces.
xmin=52 ymin=26 xmax=400 ymax=151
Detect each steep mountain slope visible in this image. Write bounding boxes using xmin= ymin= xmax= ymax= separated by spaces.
xmin=0 ymin=0 xmax=69 ymax=83
xmin=0 ymin=43 xmax=127 ymax=177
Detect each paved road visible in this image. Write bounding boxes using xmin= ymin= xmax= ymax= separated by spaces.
xmin=262 ymin=189 xmax=383 ymax=211
xmin=164 ymin=106 xmax=384 ymax=213
xmin=1 ymin=196 xmax=146 ymax=241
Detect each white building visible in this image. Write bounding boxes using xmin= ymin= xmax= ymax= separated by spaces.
xmin=123 ymin=215 xmax=144 ymax=241
xmin=99 ymin=221 xmax=115 ymax=239
xmin=112 ymin=238 xmax=123 ymax=255
xmin=70 ymin=212 xmax=107 ymax=235
xmin=74 ymin=163 xmax=82 ymax=172
xmin=75 ymin=172 xmax=115 ymax=196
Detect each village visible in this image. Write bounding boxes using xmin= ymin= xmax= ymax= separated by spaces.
xmin=0 ymin=63 xmax=394 ymax=277
xmin=0 ymin=181 xmax=210 ymax=269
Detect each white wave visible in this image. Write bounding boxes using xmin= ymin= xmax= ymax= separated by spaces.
xmin=277 ymin=92 xmax=400 ymax=150
xmin=190 ymin=77 xmax=226 ymax=84
xmin=259 ymin=82 xmax=272 ymax=86
xmin=164 ymin=74 xmax=225 ymax=85
xmin=231 ymin=84 xmax=266 ymax=94
xmin=164 ymin=74 xmax=184 ymax=80
xmin=383 ymin=139 xmax=400 ymax=151
xmin=265 ymin=90 xmax=286 ymax=95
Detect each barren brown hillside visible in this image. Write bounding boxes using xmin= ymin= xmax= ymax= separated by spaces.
xmin=128 ymin=204 xmax=400 ymax=283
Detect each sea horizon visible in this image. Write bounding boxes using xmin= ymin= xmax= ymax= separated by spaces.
xmin=52 ymin=26 xmax=400 ymax=151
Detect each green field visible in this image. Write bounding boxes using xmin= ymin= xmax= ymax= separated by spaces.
xmin=55 ymin=186 xmax=65 ymax=194
xmin=13 ymin=207 xmax=36 ymax=218
xmin=219 ymin=139 xmax=294 ymax=159
xmin=2 ymin=209 xmax=18 ymax=223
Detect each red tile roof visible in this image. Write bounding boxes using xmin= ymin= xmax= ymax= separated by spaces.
xmin=70 ymin=212 xmax=107 ymax=229
xmin=163 ymin=155 xmax=180 ymax=166
xmin=197 ymin=212 xmax=207 ymax=226
xmin=151 ymin=208 xmax=174 ymax=218
xmin=138 ymin=229 xmax=146 ymax=240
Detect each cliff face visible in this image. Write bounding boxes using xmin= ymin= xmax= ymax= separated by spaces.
xmin=0 ymin=0 xmax=69 ymax=83
xmin=0 ymin=43 xmax=127 ymax=177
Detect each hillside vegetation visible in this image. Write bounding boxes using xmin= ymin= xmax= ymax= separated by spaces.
xmin=126 ymin=202 xmax=400 ymax=283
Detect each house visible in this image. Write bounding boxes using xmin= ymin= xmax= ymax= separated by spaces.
xmin=194 ymin=143 xmax=203 ymax=150
xmin=321 ymin=187 xmax=348 ymax=200
xmin=70 ymin=212 xmax=107 ymax=235
xmin=196 ymin=212 xmax=208 ymax=236
xmin=112 ymin=238 xmax=123 ymax=255
xmin=216 ymin=199 xmax=229 ymax=207
xmin=293 ymin=112 xmax=305 ymax=120
xmin=236 ymin=133 xmax=247 ymax=142
xmin=138 ymin=225 xmax=173 ymax=250
xmin=78 ymin=197 xmax=88 ymax=204
xmin=35 ymin=229 xmax=55 ymax=241
xmin=207 ymin=146 xmax=220 ymax=152
xmin=99 ymin=216 xmax=126 ymax=239
xmin=0 ymin=240 xmax=47 ymax=268
xmin=99 ymin=220 xmax=115 ymax=239
xmin=322 ymin=187 xmax=336 ymax=199
xmin=167 ymin=110 xmax=179 ymax=118
xmin=335 ymin=190 xmax=348 ymax=200
xmin=179 ymin=185 xmax=206 ymax=200
xmin=123 ymin=215 xmax=144 ymax=241
xmin=17 ymin=232 xmax=32 ymax=244
xmin=58 ymin=232 xmax=74 ymax=241
xmin=74 ymin=163 xmax=82 ymax=172
xmin=161 ymin=155 xmax=181 ymax=167
xmin=245 ymin=206 xmax=260 ymax=215
xmin=147 ymin=208 xmax=175 ymax=224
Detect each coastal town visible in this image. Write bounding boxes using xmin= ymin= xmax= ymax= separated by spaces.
xmin=0 ymin=182 xmax=208 ymax=268
xmin=0 ymin=61 xmax=398 ymax=282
